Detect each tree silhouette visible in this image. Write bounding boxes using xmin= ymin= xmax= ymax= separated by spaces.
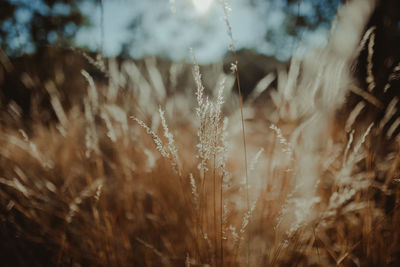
xmin=0 ymin=0 xmax=93 ymax=56
xmin=282 ymin=0 xmax=340 ymax=36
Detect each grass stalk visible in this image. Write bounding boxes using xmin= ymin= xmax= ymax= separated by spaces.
xmin=213 ymin=153 xmax=218 ymax=265
xmin=232 ymin=49 xmax=250 ymax=266
xmin=220 ymin=172 xmax=224 ymax=267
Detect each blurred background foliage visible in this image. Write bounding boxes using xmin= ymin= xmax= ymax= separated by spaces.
xmin=0 ymin=0 xmax=92 ymax=56
xmin=0 ymin=0 xmax=399 ymax=60
xmin=0 ymin=0 xmax=399 ymax=123
xmin=0 ymin=0 xmax=344 ymax=58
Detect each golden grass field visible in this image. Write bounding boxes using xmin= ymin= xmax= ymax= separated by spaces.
xmin=1 ymin=0 xmax=400 ymax=266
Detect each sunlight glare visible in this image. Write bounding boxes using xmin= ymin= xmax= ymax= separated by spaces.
xmin=192 ymin=0 xmax=213 ymax=14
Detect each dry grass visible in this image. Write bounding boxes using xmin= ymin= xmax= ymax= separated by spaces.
xmin=1 ymin=0 xmax=400 ymax=266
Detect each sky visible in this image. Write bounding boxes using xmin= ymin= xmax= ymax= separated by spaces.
xmin=76 ymin=0 xmax=336 ymax=63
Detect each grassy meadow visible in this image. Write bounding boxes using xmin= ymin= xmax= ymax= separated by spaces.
xmin=1 ymin=0 xmax=400 ymax=266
